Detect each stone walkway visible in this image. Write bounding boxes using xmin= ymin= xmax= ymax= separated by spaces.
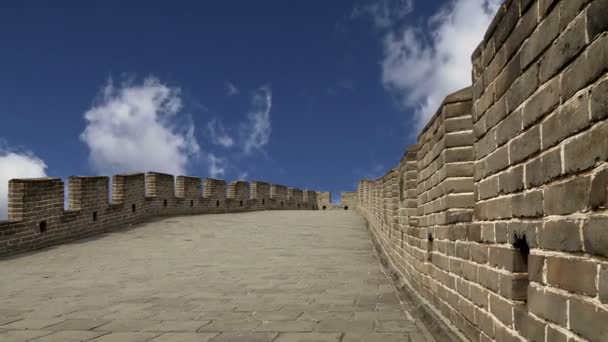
xmin=0 ymin=211 xmax=431 ymax=342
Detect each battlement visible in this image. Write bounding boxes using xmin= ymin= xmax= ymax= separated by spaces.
xmin=0 ymin=173 xmax=325 ymax=257
xmin=355 ymin=0 xmax=608 ymax=340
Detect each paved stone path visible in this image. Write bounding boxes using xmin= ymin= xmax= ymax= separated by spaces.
xmin=0 ymin=211 xmax=431 ymax=342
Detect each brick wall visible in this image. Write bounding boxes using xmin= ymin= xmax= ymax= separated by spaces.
xmin=0 ymin=174 xmax=323 ymax=257
xmin=340 ymin=192 xmax=357 ymax=209
xmin=355 ymin=0 xmax=608 ymax=340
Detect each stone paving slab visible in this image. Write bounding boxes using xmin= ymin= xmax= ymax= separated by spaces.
xmin=0 ymin=211 xmax=432 ymax=341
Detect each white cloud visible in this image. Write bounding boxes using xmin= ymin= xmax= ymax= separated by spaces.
xmin=236 ymin=171 xmax=248 ymax=180
xmin=0 ymin=148 xmax=48 ymax=220
xmin=207 ymin=153 xmax=227 ymax=178
xmin=241 ymin=86 xmax=272 ymax=155
xmin=225 ymin=82 xmax=239 ymax=96
xmin=80 ymin=77 xmax=200 ymax=176
xmin=380 ymin=0 xmax=501 ymax=131
xmin=206 ymin=119 xmax=234 ymax=148
xmin=352 ymin=0 xmax=414 ymax=29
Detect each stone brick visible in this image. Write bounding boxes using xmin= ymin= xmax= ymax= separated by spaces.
xmin=564 ymin=121 xmax=608 ymax=173
xmin=499 ymin=273 xmax=528 ymax=300
xmin=570 ymin=297 xmax=608 ymax=342
xmin=509 ymin=125 xmax=541 ymax=164
xmin=546 ymin=326 xmax=568 ymax=342
xmin=475 ymin=130 xmax=497 ymax=159
xmin=496 ymin=110 xmax=522 ymax=147
xmin=523 ymin=77 xmax=559 ymax=128
xmin=524 ymin=148 xmax=562 ymax=188
xmin=544 ymin=176 xmax=590 ymax=215
xmin=478 ymin=266 xmax=500 ymax=292
xmin=541 ymin=92 xmax=590 ymax=149
xmin=583 ymin=216 xmax=608 ymax=257
xmin=511 ymin=190 xmax=544 ymax=218
xmin=489 ymin=246 xmax=527 ymax=272
xmin=475 ymin=307 xmax=494 ymax=338
xmin=505 ymin=0 xmax=538 ymax=59
xmin=539 ymin=219 xmax=582 ymax=251
xmin=470 ymin=244 xmax=489 ymax=264
xmin=513 ymin=307 xmax=546 ymax=342
xmin=528 ymin=254 xmax=545 ymax=283
xmin=540 ymin=13 xmax=588 ymax=82
xmin=496 ymin=53 xmax=522 ymax=98
xmin=484 ymin=145 xmax=509 ymax=177
xmin=498 ymin=166 xmax=524 ymax=194
xmin=562 ymin=34 xmax=608 ymax=102
xmin=600 ymin=264 xmax=608 ymax=304
xmin=591 ymin=78 xmax=608 ymax=121
xmin=471 ymin=284 xmax=489 ymax=308
xmin=508 ymin=221 xmax=540 ymax=248
xmin=479 ymin=176 xmax=499 ymax=200
xmin=587 ymin=0 xmax=608 ymax=39
xmin=489 ymin=293 xmax=514 ymax=326
xmin=521 ymin=5 xmax=559 ymax=68
xmin=539 ymin=0 xmax=558 ymax=18
xmin=528 ymin=285 xmax=568 ymax=324
xmin=486 ymin=97 xmax=507 ymax=130
xmin=506 ymin=64 xmax=539 ymax=113
xmin=560 ymin=0 xmax=591 ymax=30
xmin=546 ymin=256 xmax=598 ymax=295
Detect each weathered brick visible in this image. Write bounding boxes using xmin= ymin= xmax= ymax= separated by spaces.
xmin=544 ymin=176 xmax=590 ymax=215
xmin=498 ymin=166 xmax=524 ymax=194
xmin=539 ymin=219 xmax=582 ymax=251
xmin=475 ymin=130 xmax=497 ymax=159
xmin=528 ymin=254 xmax=545 ymax=283
xmin=546 ymin=326 xmax=568 ymax=342
xmin=587 ymin=0 xmax=608 ymax=39
xmin=521 ymin=5 xmax=559 ymax=68
xmin=591 ymin=77 xmax=608 ymax=121
xmin=513 ymin=306 xmax=547 ymax=342
xmin=499 ymin=273 xmax=528 ymax=300
xmin=524 ymin=148 xmax=562 ymax=188
xmin=508 ymin=221 xmax=540 ymax=248
xmin=541 ymin=92 xmax=590 ymax=149
xmin=570 ymin=297 xmax=608 ymax=342
xmin=511 ymin=190 xmax=544 ymax=218
xmin=540 ymin=13 xmax=588 ymax=82
xmin=600 ymin=264 xmax=608 ymax=304
xmin=583 ymin=216 xmax=608 ymax=257
xmin=479 ymin=176 xmax=499 ymax=200
xmin=546 ymin=256 xmax=598 ymax=295
xmin=509 ymin=125 xmax=541 ymax=164
xmin=496 ymin=53 xmax=522 ymax=98
xmin=560 ymin=0 xmax=591 ymax=30
xmin=489 ymin=293 xmax=514 ymax=326
xmin=539 ymin=0 xmax=558 ymax=18
xmin=562 ymin=34 xmax=608 ymax=102
xmin=528 ymin=285 xmax=568 ymax=325
xmin=471 ymin=284 xmax=489 ymax=308
xmin=505 ymin=0 xmax=538 ymax=60
xmin=523 ymin=77 xmax=559 ymax=128
xmin=506 ymin=64 xmax=540 ymax=113
xmin=478 ymin=266 xmax=500 ymax=292
xmin=489 ymin=246 xmax=527 ymax=272
xmin=475 ymin=307 xmax=494 ymax=338
xmin=564 ymin=121 xmax=608 ymax=173
xmin=484 ymin=145 xmax=509 ymax=177
xmin=486 ymin=97 xmax=507 ymax=130
xmin=497 ymin=110 xmax=523 ymax=146
xmin=470 ymin=243 xmax=489 ymax=264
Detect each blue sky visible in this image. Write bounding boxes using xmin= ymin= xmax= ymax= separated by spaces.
xmin=0 ymin=0 xmax=500 ymax=215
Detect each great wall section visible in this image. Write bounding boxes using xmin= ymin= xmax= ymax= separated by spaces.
xmin=0 ymin=174 xmax=331 ymax=257
xmin=351 ymin=0 xmax=608 ymax=340
xmin=0 ymin=0 xmax=607 ymax=341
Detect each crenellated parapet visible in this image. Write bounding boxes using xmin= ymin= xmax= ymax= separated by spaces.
xmin=354 ymin=0 xmax=608 ymax=339
xmin=0 ymin=173 xmax=324 ymax=257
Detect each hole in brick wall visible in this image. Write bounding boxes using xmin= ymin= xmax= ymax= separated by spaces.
xmin=262 ymin=199 xmax=265 ymax=205
xmin=216 ymin=200 xmax=220 ymax=207
xmin=190 ymin=200 xmax=194 ymax=207
xmin=132 ymin=204 xmax=136 ymax=212
xmin=427 ymin=234 xmax=434 ymax=262
xmin=240 ymin=200 xmax=243 ymax=206
xmin=344 ymin=206 xmax=349 ymax=210
xmin=38 ymin=221 xmax=47 ymax=233
xmin=163 ymin=199 xmax=167 ymax=208
xmin=281 ymin=201 xmax=284 ymax=207
xmin=513 ymin=232 xmax=530 ymax=265
xmin=297 ymin=204 xmax=300 ymax=208
xmin=323 ymin=205 xmax=326 ymax=210
xmin=92 ymin=211 xmax=97 ymax=222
